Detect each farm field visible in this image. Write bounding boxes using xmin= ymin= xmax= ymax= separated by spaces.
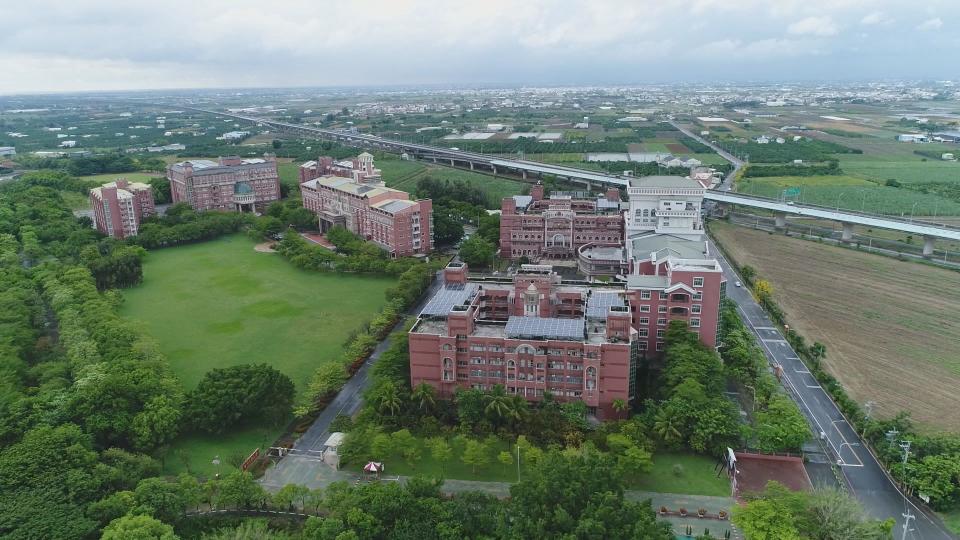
xmin=378 ymin=157 xmax=526 ymax=206
xmin=709 ymin=221 xmax=960 ymax=432
xmin=120 ymin=234 xmax=393 ymax=473
xmin=737 ymin=174 xmax=960 ymax=216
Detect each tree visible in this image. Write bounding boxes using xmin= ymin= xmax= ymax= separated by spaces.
xmin=392 ymin=429 xmax=421 ymax=465
xmin=459 ymin=236 xmax=495 ymax=268
xmin=372 ymin=381 xmax=404 ymax=417
xmin=217 ymin=471 xmax=267 ymax=510
xmin=461 ymin=439 xmax=490 ymax=474
xmin=753 ymin=279 xmax=774 ymax=303
xmin=102 ymin=514 xmax=179 ymax=540
xmin=740 ymin=265 xmax=756 ymax=286
xmin=371 ymin=433 xmax=392 ymax=459
xmin=498 ymin=450 xmax=514 ymax=471
xmin=612 ymin=398 xmax=628 ymax=419
xmin=410 ymin=382 xmax=437 ymax=413
xmin=432 ymin=212 xmax=464 ymax=246
xmin=273 ymin=483 xmax=310 ymax=511
xmin=87 ymin=490 xmax=135 ymax=526
xmin=753 ymin=395 xmax=810 ymax=453
xmin=732 ymin=497 xmax=802 ymax=540
xmin=427 ymin=438 xmax=453 ymax=475
xmin=483 ymin=385 xmax=518 ymax=425
xmin=185 ymin=364 xmax=294 ymax=434
xmin=133 ymin=477 xmax=188 ymax=523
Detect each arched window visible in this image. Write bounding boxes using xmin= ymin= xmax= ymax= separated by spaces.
xmin=442 ymin=343 xmax=452 ymax=351
xmin=442 ymin=358 xmax=452 ymax=368
xmin=507 ymin=360 xmax=516 ymax=367
xmin=585 ymin=366 xmax=597 ymax=390
xmin=517 ymin=344 xmax=536 ymax=355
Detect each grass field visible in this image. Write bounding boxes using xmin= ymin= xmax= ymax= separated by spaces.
xmin=370 ymin=436 xmax=728 ymax=496
xmin=939 ymin=508 xmax=960 ymax=536
xmin=377 ymin=157 xmax=526 ymax=206
xmin=120 ymin=235 xmax=393 ymax=473
xmin=737 ymin=175 xmax=960 ymax=216
xmin=79 ymin=171 xmax=163 ymax=184
xmin=710 ymin=221 xmax=960 ymax=431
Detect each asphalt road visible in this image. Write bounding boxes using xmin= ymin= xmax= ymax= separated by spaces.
xmin=709 ymin=238 xmax=954 ymax=540
xmin=668 ymin=120 xmax=743 ymax=188
xmin=260 ymin=273 xmax=443 ymax=488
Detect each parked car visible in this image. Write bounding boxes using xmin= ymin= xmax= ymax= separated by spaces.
xmin=735 ymin=281 xmax=742 ymax=287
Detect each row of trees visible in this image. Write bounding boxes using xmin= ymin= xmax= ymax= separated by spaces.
xmin=742 ymin=159 xmax=843 ymax=178
xmin=724 ymin=137 xmax=861 ymax=164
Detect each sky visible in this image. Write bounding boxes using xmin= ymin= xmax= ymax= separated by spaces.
xmin=0 ymin=0 xmax=957 ymax=94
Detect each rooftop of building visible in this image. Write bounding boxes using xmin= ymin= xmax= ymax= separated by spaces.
xmin=302 ymin=175 xmax=405 ymax=199
xmin=372 ymin=199 xmax=418 ymax=213
xmin=170 ymin=157 xmax=272 ymax=173
xmin=90 ymin=179 xmax=151 ymax=198
xmin=629 ymin=175 xmax=703 ymax=189
xmin=630 ymin=233 xmax=709 ymax=260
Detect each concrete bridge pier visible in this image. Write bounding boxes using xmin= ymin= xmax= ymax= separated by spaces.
xmin=450 ymin=158 xmax=455 ymax=167
xmin=841 ymin=222 xmax=854 ymax=243
xmin=469 ymin=162 xmax=474 ymax=171
xmin=774 ymin=212 xmax=787 ymax=229
xmin=492 ymin=166 xmax=497 ymax=176
xmin=521 ymin=170 xmax=527 ymax=180
xmin=923 ymin=236 xmax=936 ymax=258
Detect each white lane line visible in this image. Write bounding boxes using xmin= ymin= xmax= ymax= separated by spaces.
xmin=762 ymin=339 xmax=788 ymax=344
xmin=832 ymin=420 xmax=865 ymax=467
xmin=754 ymin=326 xmax=777 ymax=330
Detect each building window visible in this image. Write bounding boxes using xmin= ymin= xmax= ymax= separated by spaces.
xmin=638 ymin=317 xmax=649 ymax=325
xmin=659 ymin=291 xmax=668 ymax=300
xmin=638 ymin=341 xmax=648 ymax=351
xmin=658 ymin=306 xmax=667 ymax=313
xmin=693 ymin=277 xmax=704 ymax=287
xmin=640 ymin=305 xmax=651 ymax=313
xmin=657 ymin=318 xmax=667 ymax=326
xmin=692 ymin=292 xmax=703 ymax=301
xmin=638 ymin=329 xmax=648 ymax=337
xmin=656 ymin=342 xmax=665 ymax=351
xmin=690 ymin=318 xmax=701 ymax=328
xmin=640 ymin=290 xmax=651 ymax=300
xmin=656 ymin=329 xmax=665 ymax=338
xmin=691 ymin=304 xmax=701 ymax=314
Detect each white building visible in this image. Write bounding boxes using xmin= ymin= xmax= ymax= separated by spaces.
xmin=897 ymin=134 xmax=928 ymax=143
xmin=755 ymin=135 xmax=770 ymax=144
xmin=625 ymin=176 xmax=705 ymax=240
xmin=59 ymin=140 xmax=77 ymax=148
xmin=0 ymin=146 xmax=15 ymax=157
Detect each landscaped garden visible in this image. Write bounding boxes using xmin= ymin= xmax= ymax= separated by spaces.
xmin=120 ymin=234 xmax=394 ymax=474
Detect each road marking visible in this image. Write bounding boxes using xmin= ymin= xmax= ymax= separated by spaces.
xmin=762 ymin=338 xmax=788 ymax=344
xmin=806 ymin=384 xmax=822 ymax=389
xmin=754 ymin=326 xmax=777 ymax=330
xmin=832 ymin=420 xmax=865 ymax=467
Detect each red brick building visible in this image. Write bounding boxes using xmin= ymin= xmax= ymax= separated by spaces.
xmin=299 ymin=152 xmax=382 ymax=185
xmin=89 ymin=179 xmax=155 ymax=238
xmin=499 ymin=183 xmax=624 ymax=260
xmin=409 ymin=263 xmax=636 ymax=417
xmin=299 ymin=175 xmax=433 ymax=257
xmin=167 ymin=156 xmax=280 ymax=212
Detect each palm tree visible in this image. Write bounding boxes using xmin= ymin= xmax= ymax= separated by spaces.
xmin=483 ymin=385 xmax=518 ymax=424
xmin=653 ymin=407 xmax=684 ymax=445
xmin=411 ymin=382 xmax=437 ymax=413
xmin=612 ymin=398 xmax=628 ymax=420
xmin=376 ymin=383 xmax=403 ymax=417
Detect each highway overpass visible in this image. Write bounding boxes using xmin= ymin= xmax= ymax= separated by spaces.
xmin=199 ymin=108 xmax=960 ymax=252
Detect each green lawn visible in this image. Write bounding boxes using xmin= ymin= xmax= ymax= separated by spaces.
xmin=368 ymin=436 xmax=518 ymax=483
xmin=120 ymin=235 xmax=393 ymax=474
xmin=379 ymin=158 xmax=525 ymax=206
xmin=277 ymin=162 xmax=301 ymax=189
xmin=628 ymin=452 xmax=730 ymax=497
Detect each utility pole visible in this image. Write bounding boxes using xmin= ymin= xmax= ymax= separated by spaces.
xmin=899 ymin=440 xmax=913 ymax=540
xmin=901 ymin=511 xmax=915 ymax=540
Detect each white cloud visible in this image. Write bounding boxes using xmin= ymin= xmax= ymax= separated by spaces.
xmin=916 ymin=17 xmax=943 ymax=31
xmin=788 ymin=16 xmax=840 ymax=36
xmin=860 ymin=11 xmax=893 ymax=25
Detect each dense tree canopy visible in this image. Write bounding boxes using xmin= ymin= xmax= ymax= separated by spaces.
xmin=185 ymin=364 xmax=295 ymax=434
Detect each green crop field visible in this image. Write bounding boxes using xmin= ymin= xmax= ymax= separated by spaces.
xmin=737 ymin=175 xmax=960 ymax=216
xmin=120 ymin=235 xmax=393 ymax=474
xmin=378 ymin=157 xmax=525 ymax=206
xmin=841 ymin=156 xmax=960 ymax=185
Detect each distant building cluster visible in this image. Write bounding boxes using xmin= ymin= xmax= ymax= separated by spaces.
xmin=90 ymin=179 xmax=156 ymax=239
xmin=298 ymin=153 xmax=433 ymax=257
xmin=411 ymin=174 xmax=724 ymax=417
xmin=167 ymin=155 xmax=281 ymax=212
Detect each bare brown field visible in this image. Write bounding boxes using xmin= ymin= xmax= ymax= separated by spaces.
xmin=711 ymin=221 xmax=960 ymax=432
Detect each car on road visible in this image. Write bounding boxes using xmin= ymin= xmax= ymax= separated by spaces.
xmin=735 ymin=280 xmax=742 ymax=287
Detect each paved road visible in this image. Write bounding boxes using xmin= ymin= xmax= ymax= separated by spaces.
xmin=260 ymin=273 xmax=443 ymax=488
xmin=668 ymin=120 xmax=743 ymax=189
xmin=709 ymin=238 xmax=953 ymax=540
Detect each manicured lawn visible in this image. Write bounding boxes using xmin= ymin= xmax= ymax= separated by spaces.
xmin=365 ymin=436 xmax=519 ymax=483
xmin=120 ymin=235 xmax=394 ymax=473
xmin=627 ymin=452 xmax=730 ymax=497
xmin=162 ymin=425 xmax=279 ymax=477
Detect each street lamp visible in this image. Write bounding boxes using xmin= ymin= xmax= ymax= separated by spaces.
xmin=860 ymin=192 xmax=868 ymax=212
xmin=909 ymin=202 xmax=918 ymax=223
xmin=835 ymin=192 xmax=846 ymax=213
xmin=212 ymin=455 xmax=221 ymax=479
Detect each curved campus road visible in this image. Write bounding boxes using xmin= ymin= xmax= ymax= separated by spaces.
xmin=260 ymin=273 xmax=443 ymax=489
xmin=709 ymin=240 xmax=953 ymax=539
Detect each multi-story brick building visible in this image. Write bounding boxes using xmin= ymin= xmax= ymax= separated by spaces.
xmin=299 ymin=152 xmax=382 ymax=185
xmin=299 ymin=175 xmax=433 ymax=256
xmin=89 ymin=179 xmax=155 ymax=238
xmin=410 ymin=263 xmax=637 ymax=418
xmin=410 ymin=175 xmax=725 ymax=414
xmin=167 ymin=155 xmax=280 ymax=212
xmin=499 ymin=183 xmax=624 ymax=260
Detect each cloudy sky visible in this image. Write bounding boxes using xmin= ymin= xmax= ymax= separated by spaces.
xmin=0 ymin=0 xmax=957 ymax=94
